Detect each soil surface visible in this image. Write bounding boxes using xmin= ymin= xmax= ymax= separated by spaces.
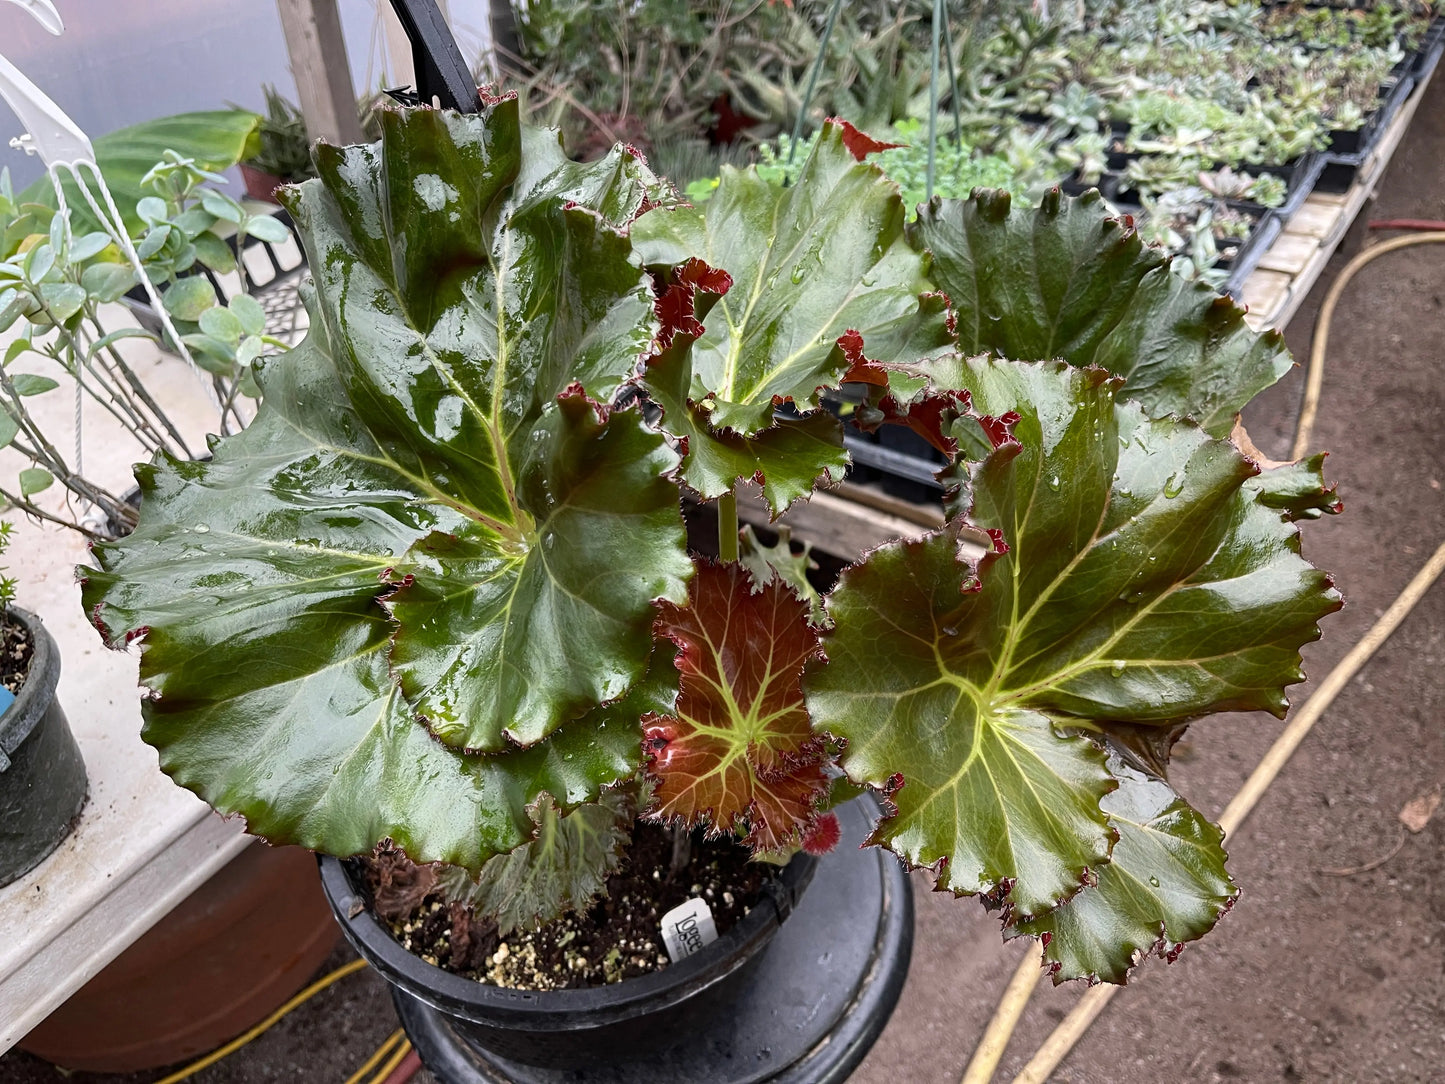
xmin=3 ymin=72 xmax=1444 ymax=1084
xmin=0 ymin=610 xmax=33 ymax=695
xmin=365 ymin=822 xmax=767 ymax=991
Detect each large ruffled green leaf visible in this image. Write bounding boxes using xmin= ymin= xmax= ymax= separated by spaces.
xmin=285 ymin=101 xmax=689 ymax=751
xmin=805 ymin=521 xmax=1118 ymax=918
xmin=805 ymin=359 xmax=1340 ymax=918
xmin=1014 ymin=751 xmax=1237 ymax=984
xmin=82 ymin=102 xmax=689 ymax=865
xmin=633 ymin=121 xmax=951 ymax=435
xmin=82 ymin=341 xmax=673 ymax=868
xmin=387 ymin=389 xmax=688 ymax=749
xmin=907 ymin=190 xmax=1292 ymax=436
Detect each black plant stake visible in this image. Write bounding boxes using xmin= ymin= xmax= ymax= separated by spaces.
xmin=387 ymin=0 xmax=480 ymax=113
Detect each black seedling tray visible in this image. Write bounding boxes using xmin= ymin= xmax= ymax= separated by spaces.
xmin=842 ymin=424 xmax=946 ymax=503
xmin=1106 ymin=151 xmax=1317 ymax=214
xmin=1223 ymin=210 xmax=1283 ymax=297
xmin=1326 ymin=73 xmax=1412 ymax=156
xmin=1411 ymin=18 xmax=1445 ymax=80
xmin=1318 ymin=73 xmax=1417 ymax=193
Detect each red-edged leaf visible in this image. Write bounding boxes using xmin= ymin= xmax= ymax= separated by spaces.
xmin=858 ymin=384 xmax=973 ymax=456
xmin=827 ymin=117 xmax=906 ymax=160
xmin=837 ymin=328 xmax=890 ymax=387
xmin=644 ymin=560 xmax=829 ymax=851
xmin=653 ymin=257 xmax=734 ymax=351
xmin=644 ymin=333 xmax=849 ymax=516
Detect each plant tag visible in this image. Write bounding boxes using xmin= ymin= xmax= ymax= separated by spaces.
xmin=660 ymin=897 xmax=717 ymax=963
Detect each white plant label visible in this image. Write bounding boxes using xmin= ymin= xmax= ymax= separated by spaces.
xmin=660 ymin=897 xmax=718 ymax=963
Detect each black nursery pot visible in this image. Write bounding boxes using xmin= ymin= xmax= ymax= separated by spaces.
xmin=320 ymin=797 xmax=914 ymax=1082
xmin=0 ymin=607 xmax=86 ymax=888
xmin=321 ymin=844 xmax=820 ymax=1071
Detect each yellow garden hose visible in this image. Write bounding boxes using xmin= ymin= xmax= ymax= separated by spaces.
xmin=150 ymin=958 xmax=369 ymax=1084
xmin=343 ymin=1028 xmax=406 ymax=1084
xmin=959 ymin=945 xmax=1049 ymax=1084
xmin=1291 ymin=232 xmax=1445 ymax=460
xmin=960 ymin=230 xmax=1445 ymax=1084
xmin=366 ymin=1037 xmax=417 ymax=1083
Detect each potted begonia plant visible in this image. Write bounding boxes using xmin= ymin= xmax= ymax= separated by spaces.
xmin=80 ymin=97 xmax=1341 ymax=1078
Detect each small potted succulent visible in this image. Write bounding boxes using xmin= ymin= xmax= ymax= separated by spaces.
xmin=236 ymin=85 xmax=391 ymax=201
xmin=236 ymin=86 xmax=312 ymax=203
xmin=82 ymin=98 xmax=1341 ymax=1078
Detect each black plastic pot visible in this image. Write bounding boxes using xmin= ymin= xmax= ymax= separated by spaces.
xmin=1319 ymin=74 xmax=1417 ymax=194
xmin=320 ymin=797 xmax=912 ymax=1081
xmin=0 ymin=607 xmax=86 ymax=887
xmin=321 ymin=840 xmax=818 ymax=1069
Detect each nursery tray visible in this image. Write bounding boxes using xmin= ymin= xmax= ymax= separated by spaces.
xmin=1223 ymin=210 xmax=1284 ymax=297
xmin=1318 ymin=73 xmax=1417 ymax=193
xmin=844 ymin=427 xmax=945 ymax=503
xmin=1324 ymin=70 xmax=1413 ymax=157
xmin=1262 ymin=153 xmax=1326 ymax=219
xmin=1412 ymin=17 xmax=1445 ymax=79
xmin=1239 ymin=56 xmax=1438 ymax=331
xmin=395 ymin=797 xmax=914 ymax=1084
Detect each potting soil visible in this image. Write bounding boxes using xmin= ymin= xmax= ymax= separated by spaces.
xmin=364 ymin=822 xmax=768 ymax=992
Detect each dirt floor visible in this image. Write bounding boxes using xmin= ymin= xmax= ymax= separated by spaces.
xmin=4 ymin=76 xmax=1444 ymax=1084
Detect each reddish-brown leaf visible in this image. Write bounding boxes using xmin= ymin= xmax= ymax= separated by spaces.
xmin=826 ymin=116 xmax=905 ymax=161
xmin=644 ymin=561 xmax=829 ymax=851
xmin=837 ymin=328 xmax=890 ymax=386
xmin=653 ymin=257 xmax=734 ymax=351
